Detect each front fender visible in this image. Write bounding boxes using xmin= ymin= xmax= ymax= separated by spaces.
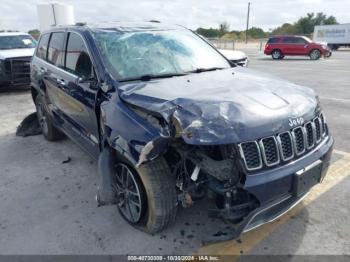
xmin=99 ymin=92 xmax=169 ymax=166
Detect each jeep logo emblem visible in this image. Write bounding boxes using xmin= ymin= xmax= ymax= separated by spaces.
xmin=289 ymin=117 xmax=305 ymax=127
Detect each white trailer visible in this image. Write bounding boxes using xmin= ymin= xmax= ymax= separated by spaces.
xmin=313 ymin=23 xmax=350 ymax=50
xmin=37 ymin=3 xmax=75 ymax=31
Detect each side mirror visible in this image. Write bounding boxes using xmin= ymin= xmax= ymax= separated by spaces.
xmin=76 ymin=75 xmax=98 ymax=89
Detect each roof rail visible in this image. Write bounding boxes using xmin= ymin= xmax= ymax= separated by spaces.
xmin=75 ymin=22 xmax=87 ymax=26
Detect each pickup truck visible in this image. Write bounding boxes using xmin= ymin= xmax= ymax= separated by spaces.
xmin=0 ymin=32 xmax=36 ymax=88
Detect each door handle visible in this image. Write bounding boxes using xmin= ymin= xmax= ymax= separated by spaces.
xmin=39 ymin=67 xmax=46 ymax=74
xmin=56 ymin=79 xmax=66 ymax=86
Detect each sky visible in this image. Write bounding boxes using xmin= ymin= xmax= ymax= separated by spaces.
xmin=0 ymin=0 xmax=349 ymax=32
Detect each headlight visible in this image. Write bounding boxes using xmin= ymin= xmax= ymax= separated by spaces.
xmin=322 ymin=45 xmax=328 ymax=50
xmin=172 ymin=115 xmax=183 ymax=138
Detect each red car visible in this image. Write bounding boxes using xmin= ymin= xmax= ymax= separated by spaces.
xmin=264 ymin=35 xmax=331 ymax=60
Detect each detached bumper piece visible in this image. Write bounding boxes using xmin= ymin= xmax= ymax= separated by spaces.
xmin=204 ymin=192 xmax=309 ymax=244
xmin=243 ymin=192 xmax=308 ymax=233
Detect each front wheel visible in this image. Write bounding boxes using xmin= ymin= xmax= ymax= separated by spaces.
xmin=113 ymin=158 xmax=177 ymax=234
xmin=310 ymin=49 xmax=321 ymax=60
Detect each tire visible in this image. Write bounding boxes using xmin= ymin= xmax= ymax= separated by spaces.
xmin=113 ymin=157 xmax=177 ymax=234
xmin=271 ymin=49 xmax=283 ymax=60
xmin=309 ymin=49 xmax=321 ymax=60
xmin=35 ymin=95 xmax=64 ymax=141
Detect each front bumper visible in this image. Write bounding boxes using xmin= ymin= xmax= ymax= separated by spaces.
xmin=0 ymin=57 xmax=31 ymax=87
xmin=233 ymin=57 xmax=249 ymax=67
xmin=207 ymin=135 xmax=333 ymax=241
xmin=244 ymin=135 xmax=333 ymax=205
xmin=0 ymin=73 xmax=11 ymax=87
xmin=323 ymin=50 xmax=332 ymax=58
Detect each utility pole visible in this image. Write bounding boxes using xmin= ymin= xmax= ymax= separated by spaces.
xmin=245 ymin=2 xmax=251 ymax=44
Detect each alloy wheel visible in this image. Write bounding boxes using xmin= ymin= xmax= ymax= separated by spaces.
xmin=272 ymin=50 xmax=281 ymax=59
xmin=113 ymin=163 xmax=143 ymax=223
xmin=310 ymin=50 xmax=321 ymax=60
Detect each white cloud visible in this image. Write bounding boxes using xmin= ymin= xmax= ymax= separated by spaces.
xmin=0 ymin=0 xmax=348 ymax=32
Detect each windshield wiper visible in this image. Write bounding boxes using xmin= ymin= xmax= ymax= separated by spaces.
xmin=186 ymin=67 xmax=225 ymax=74
xmin=119 ymin=72 xmax=188 ymax=82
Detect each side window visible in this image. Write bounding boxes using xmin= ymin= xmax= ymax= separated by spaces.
xmin=282 ymin=37 xmax=290 ymax=43
xmin=282 ymin=37 xmax=297 ymax=44
xmin=47 ymin=32 xmax=65 ymax=67
xmin=36 ymin=34 xmax=50 ymax=60
xmin=267 ymin=38 xmax=278 ymax=44
xmin=295 ymin=37 xmax=307 ymax=44
xmin=65 ymin=32 xmax=93 ymax=79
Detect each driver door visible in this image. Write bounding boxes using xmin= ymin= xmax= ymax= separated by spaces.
xmin=57 ymin=31 xmax=100 ymax=158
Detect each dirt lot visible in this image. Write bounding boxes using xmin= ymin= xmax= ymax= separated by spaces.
xmin=0 ymin=51 xmax=349 ymax=259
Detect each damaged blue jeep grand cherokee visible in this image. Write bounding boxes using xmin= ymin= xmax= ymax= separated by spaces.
xmin=30 ymin=22 xmax=333 ymax=237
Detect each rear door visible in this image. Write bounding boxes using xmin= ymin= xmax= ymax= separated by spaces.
xmin=43 ymin=31 xmax=69 ymax=125
xmin=56 ymin=31 xmax=100 ymax=157
xmin=281 ymin=37 xmax=296 ymax=54
xmin=31 ymin=33 xmax=51 ymax=90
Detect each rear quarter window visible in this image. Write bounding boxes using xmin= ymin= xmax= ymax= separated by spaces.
xmin=47 ymin=32 xmax=65 ymax=67
xmin=36 ymin=34 xmax=50 ymax=60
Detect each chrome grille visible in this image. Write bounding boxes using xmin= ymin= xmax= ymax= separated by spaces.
xmin=277 ymin=132 xmax=294 ymax=161
xmin=4 ymin=57 xmax=31 ymax=85
xmin=260 ymin=137 xmax=279 ymax=166
xmin=320 ymin=113 xmax=327 ymax=137
xmin=314 ymin=117 xmax=322 ymax=142
xmin=239 ymin=113 xmax=328 ymax=171
xmin=238 ymin=142 xmax=262 ymax=170
xmin=305 ymin=122 xmax=315 ymax=149
xmin=292 ymin=127 xmax=305 ymax=155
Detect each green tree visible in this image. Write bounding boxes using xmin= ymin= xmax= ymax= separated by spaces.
xmin=28 ymin=29 xmax=41 ymax=40
xmin=295 ymin=12 xmax=338 ymax=34
xmin=219 ymin=22 xmax=230 ymax=35
xmin=196 ymin=12 xmax=338 ymax=40
xmin=196 ymin=27 xmax=221 ymax=38
xmin=247 ymin=27 xmax=266 ymax=38
xmin=271 ymin=23 xmax=298 ymax=35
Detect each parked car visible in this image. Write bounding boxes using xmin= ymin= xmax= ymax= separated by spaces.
xmin=197 ymin=34 xmax=248 ymax=67
xmin=264 ymin=35 xmax=331 ymax=60
xmin=0 ymin=32 xmax=36 ymax=88
xmin=31 ymin=22 xmax=333 ymax=238
xmin=218 ymin=49 xmax=248 ymax=67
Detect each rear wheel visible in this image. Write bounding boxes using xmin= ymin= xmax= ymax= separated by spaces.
xmin=271 ymin=49 xmax=283 ymax=60
xmin=112 ymin=158 xmax=177 ymax=234
xmin=35 ymin=95 xmax=64 ymax=141
xmin=309 ymin=49 xmax=321 ymax=60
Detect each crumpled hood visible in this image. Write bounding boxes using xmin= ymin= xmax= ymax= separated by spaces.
xmin=0 ymin=48 xmax=35 ymax=59
xmin=118 ymin=67 xmax=319 ymax=145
